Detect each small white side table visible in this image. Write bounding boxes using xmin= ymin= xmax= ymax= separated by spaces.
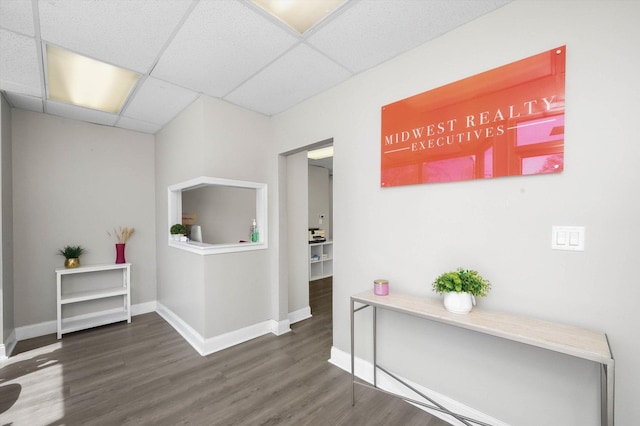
xmin=56 ymin=263 xmax=131 ymax=339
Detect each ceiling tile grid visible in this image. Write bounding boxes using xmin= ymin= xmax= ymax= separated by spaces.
xmin=3 ymin=91 xmax=43 ymax=113
xmin=45 ymin=100 xmax=119 ymax=127
xmin=306 ymin=0 xmax=513 ymax=74
xmin=151 ymin=0 xmax=299 ymax=98
xmin=225 ymin=43 xmax=352 ymax=116
xmin=37 ymin=0 xmax=194 ymax=73
xmin=122 ymin=76 xmax=199 ymax=125
xmin=0 ymin=0 xmax=513 ymax=133
xmin=116 ymin=116 xmax=163 ymax=135
xmin=0 ymin=29 xmax=42 ymax=96
xmin=0 ymin=0 xmax=34 ymax=35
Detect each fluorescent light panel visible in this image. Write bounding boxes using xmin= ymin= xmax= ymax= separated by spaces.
xmin=252 ymin=0 xmax=346 ymax=34
xmin=46 ymin=45 xmax=140 ymax=114
xmin=308 ymin=146 xmax=333 ymax=160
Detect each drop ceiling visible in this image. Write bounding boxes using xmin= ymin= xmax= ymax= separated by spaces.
xmin=0 ymin=0 xmax=512 ymax=134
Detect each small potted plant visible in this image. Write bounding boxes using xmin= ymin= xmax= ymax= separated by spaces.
xmin=58 ymin=245 xmax=86 ymax=268
xmin=170 ymin=223 xmax=186 ymax=241
xmin=432 ymin=267 xmax=491 ymax=314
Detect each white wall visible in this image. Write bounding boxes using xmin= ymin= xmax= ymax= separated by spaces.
xmin=12 ymin=110 xmax=157 ymax=327
xmin=3 ymin=1 xmax=637 ymax=423
xmin=154 ymin=98 xmax=206 ymax=335
xmin=287 ymin=152 xmax=309 ymax=315
xmin=155 ymin=96 xmax=274 ymax=340
xmin=271 ymin=1 xmax=640 ymax=425
xmin=273 ymin=154 xmax=289 ymax=324
xmin=1 ymin=93 xmax=14 ymax=354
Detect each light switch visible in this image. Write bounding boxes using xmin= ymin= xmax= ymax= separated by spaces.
xmin=569 ymin=231 xmax=580 ymax=246
xmin=552 ymin=226 xmax=585 ymax=251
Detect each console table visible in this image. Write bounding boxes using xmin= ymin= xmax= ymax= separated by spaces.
xmin=56 ymin=263 xmax=131 ymax=339
xmin=350 ymin=290 xmax=614 ymax=426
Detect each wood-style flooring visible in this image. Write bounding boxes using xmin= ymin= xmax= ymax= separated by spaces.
xmin=1 ymin=278 xmax=449 ymax=425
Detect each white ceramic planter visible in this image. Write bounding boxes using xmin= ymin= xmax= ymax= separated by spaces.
xmin=443 ymin=292 xmax=476 ymax=314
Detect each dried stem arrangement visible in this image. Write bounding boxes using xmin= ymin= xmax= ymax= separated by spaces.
xmin=107 ymin=227 xmax=135 ymax=244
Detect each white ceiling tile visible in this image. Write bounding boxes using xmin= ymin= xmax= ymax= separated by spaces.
xmin=0 ymin=0 xmax=34 ymax=35
xmin=307 ymin=0 xmax=512 ymax=73
xmin=3 ymin=92 xmax=43 ymax=112
xmin=116 ymin=116 xmax=163 ymax=134
xmin=225 ymin=43 xmax=352 ymax=116
xmin=122 ymin=77 xmax=199 ymax=126
xmin=152 ymin=0 xmax=299 ymax=97
xmin=0 ymin=29 xmax=41 ymax=96
xmin=46 ymin=100 xmax=119 ymax=126
xmin=0 ymin=0 xmax=514 ymax=133
xmin=38 ymin=0 xmax=193 ymax=72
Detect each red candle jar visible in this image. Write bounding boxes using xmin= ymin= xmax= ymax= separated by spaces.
xmin=374 ymin=279 xmax=389 ymax=296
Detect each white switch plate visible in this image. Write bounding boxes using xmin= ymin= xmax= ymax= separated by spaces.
xmin=552 ymin=226 xmax=585 ymax=251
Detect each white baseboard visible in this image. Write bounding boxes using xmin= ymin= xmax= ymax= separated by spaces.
xmin=200 ymin=320 xmax=278 ymax=356
xmin=271 ymin=318 xmax=291 ymax=336
xmin=157 ymin=302 xmax=289 ymax=356
xmin=156 ymin=302 xmax=206 ymax=355
xmin=14 ymin=301 xmax=158 ymax=341
xmin=15 ymin=319 xmax=56 ymax=341
xmin=1 ymin=329 xmax=17 ymax=360
xmin=11 ymin=300 xmax=289 ymax=359
xmin=131 ymin=300 xmax=156 ymax=316
xmin=288 ymin=305 xmax=311 ymax=324
xmin=329 ymin=346 xmax=510 ymax=426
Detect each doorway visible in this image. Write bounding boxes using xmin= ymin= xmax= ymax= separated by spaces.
xmin=279 ymin=139 xmax=333 ymax=326
xmin=307 ymin=145 xmax=333 ymax=316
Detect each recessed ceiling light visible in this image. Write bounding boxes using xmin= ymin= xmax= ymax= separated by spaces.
xmin=46 ymin=45 xmax=140 ymax=114
xmin=308 ymin=146 xmax=333 ymax=160
xmin=252 ymin=0 xmax=346 ymax=34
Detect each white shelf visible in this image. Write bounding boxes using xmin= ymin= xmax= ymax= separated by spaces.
xmin=61 ymin=287 xmax=129 ymax=304
xmin=56 ymin=263 xmax=131 ymax=275
xmin=56 ymin=263 xmax=131 ymax=338
xmin=61 ymin=310 xmax=130 ymax=335
xmin=309 ymin=241 xmax=333 ymax=280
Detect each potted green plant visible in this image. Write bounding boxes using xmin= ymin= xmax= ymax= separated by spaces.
xmin=432 ymin=267 xmax=491 ymax=314
xmin=58 ymin=245 xmax=86 ymax=269
xmin=170 ymin=223 xmax=186 ymax=241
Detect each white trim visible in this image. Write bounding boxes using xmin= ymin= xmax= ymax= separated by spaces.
xmin=11 ymin=300 xmax=287 ymax=359
xmin=0 ymin=329 xmax=17 ymax=360
xmin=167 ymin=176 xmax=268 ymax=255
xmin=156 ymin=302 xmax=206 ymax=355
xmin=288 ymin=306 xmax=312 ymax=324
xmin=131 ymin=300 xmax=156 ymax=316
xmin=271 ymin=318 xmax=291 ymax=336
xmin=199 ymin=320 xmax=274 ymax=356
xmin=168 ymin=240 xmax=267 ymax=255
xmin=15 ymin=318 xmax=56 ymax=341
xmin=156 ymin=302 xmax=288 ymax=356
xmin=329 ymin=346 xmax=510 ymax=426
xmin=14 ymin=301 xmax=157 ymax=341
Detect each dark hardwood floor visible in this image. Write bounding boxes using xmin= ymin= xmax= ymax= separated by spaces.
xmin=1 ymin=278 xmax=449 ymax=425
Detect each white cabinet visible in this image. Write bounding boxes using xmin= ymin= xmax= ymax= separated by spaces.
xmin=309 ymin=241 xmax=333 ymax=280
xmin=56 ymin=263 xmax=131 ymax=339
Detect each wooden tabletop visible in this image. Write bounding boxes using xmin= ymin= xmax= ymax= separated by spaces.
xmin=352 ymin=290 xmax=613 ymax=365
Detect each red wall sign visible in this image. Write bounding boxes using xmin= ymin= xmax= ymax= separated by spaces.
xmin=381 ymin=46 xmax=566 ymax=187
